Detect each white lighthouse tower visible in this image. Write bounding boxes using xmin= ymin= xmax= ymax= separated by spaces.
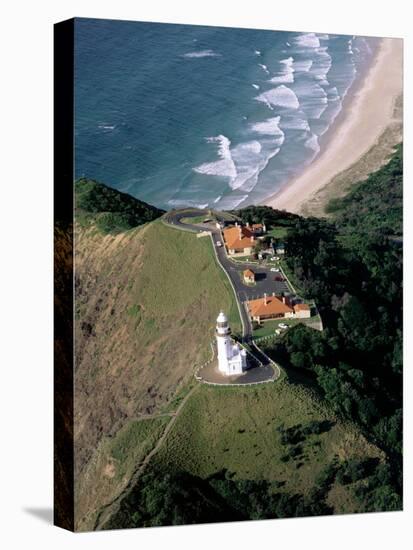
xmin=216 ymin=311 xmax=247 ymax=375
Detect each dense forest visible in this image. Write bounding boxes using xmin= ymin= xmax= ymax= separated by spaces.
xmin=231 ymin=204 xmax=300 ymax=228
xmin=104 ymin=145 xmax=403 ymax=528
xmin=75 ymin=178 xmax=165 ymax=233
xmin=260 ymin=144 xmax=403 ymax=511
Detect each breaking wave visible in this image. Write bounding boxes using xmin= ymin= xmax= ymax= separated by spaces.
xmin=168 ymin=199 xmax=210 ymax=209
xmin=194 ymin=135 xmax=237 ymax=179
xmin=294 ymin=32 xmax=321 ymax=49
xmin=183 ymin=49 xmax=221 ymax=58
xmin=255 ymin=84 xmax=300 ymax=110
xmin=250 ymin=116 xmax=285 ymax=143
xmin=293 ymin=59 xmax=313 ymax=72
xmin=270 ymin=56 xmax=295 ymax=84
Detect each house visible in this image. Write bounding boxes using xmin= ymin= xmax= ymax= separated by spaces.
xmin=247 ymin=293 xmax=295 ymax=323
xmin=294 ymin=303 xmax=311 ymax=318
xmin=246 ymin=222 xmax=266 ymax=236
xmin=243 ymin=269 xmax=255 ymax=284
xmin=274 ymin=242 xmax=285 ymax=255
xmin=223 ymin=224 xmax=256 ymax=256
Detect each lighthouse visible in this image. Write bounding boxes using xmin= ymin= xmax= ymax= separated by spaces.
xmin=216 ymin=311 xmax=247 ymax=375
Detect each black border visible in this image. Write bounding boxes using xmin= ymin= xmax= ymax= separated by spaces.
xmin=54 ymin=17 xmax=75 ymax=531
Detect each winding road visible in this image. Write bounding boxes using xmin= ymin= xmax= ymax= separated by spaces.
xmin=163 ymin=208 xmax=289 ymax=374
xmin=164 ymin=209 xmax=291 ymax=339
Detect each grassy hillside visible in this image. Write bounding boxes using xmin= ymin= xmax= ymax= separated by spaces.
xmin=105 ymin=379 xmax=384 ymax=528
xmin=74 ymin=219 xmax=241 ymax=529
xmin=156 ymin=380 xmax=381 ymax=486
xmin=75 ymin=177 xmax=164 ymax=233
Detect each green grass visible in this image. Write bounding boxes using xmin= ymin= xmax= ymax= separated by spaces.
xmin=181 ymin=215 xmax=213 ymax=225
xmin=136 ymin=220 xmax=241 ymax=338
xmin=268 ymin=226 xmax=289 ymax=239
xmin=180 ymin=214 xmax=215 ymax=224
xmin=279 ymin=258 xmax=305 ymax=296
xmin=75 ymin=217 xmax=244 ymax=529
xmin=253 ymin=319 xmax=295 ymax=339
xmin=110 ymin=418 xmax=168 ymax=480
xmin=126 ymin=304 xmax=142 ymax=318
xmin=75 ymin=416 xmax=169 ymax=530
xmin=153 ymin=380 xmax=382 ymax=502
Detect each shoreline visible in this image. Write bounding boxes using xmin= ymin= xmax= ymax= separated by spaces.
xmin=263 ymin=37 xmax=403 ymax=214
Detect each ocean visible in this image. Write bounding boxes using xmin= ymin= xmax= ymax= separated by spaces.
xmin=74 ymin=18 xmax=378 ymax=211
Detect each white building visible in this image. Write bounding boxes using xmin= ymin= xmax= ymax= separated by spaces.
xmin=215 ymin=311 xmax=247 ymax=375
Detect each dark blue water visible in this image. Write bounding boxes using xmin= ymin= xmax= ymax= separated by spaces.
xmin=74 ymin=18 xmax=376 ymax=210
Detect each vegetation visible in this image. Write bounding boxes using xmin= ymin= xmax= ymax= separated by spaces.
xmin=267 ymin=226 xmax=289 ymax=239
xmin=75 ymin=177 xmax=164 ymax=233
xmin=79 ymin=144 xmax=403 ymax=528
xmin=74 ymin=219 xmax=241 ymax=529
xmin=326 ymin=144 xmax=402 ymax=237
xmin=75 ymin=417 xmax=168 ymax=531
xmin=260 ymin=145 xmax=403 ymax=512
xmin=181 ymin=215 xmax=212 ymax=225
xmin=230 ymin=205 xmax=300 ymax=229
xmin=106 ymin=380 xmax=382 ymax=528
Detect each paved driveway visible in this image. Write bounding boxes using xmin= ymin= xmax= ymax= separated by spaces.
xmin=164 ymin=209 xmax=296 ymax=342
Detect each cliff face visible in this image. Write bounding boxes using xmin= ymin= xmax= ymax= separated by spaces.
xmin=73 ymin=219 xmax=240 ymax=527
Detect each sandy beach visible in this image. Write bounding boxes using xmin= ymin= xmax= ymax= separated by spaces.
xmin=265 ymin=37 xmax=403 ymax=214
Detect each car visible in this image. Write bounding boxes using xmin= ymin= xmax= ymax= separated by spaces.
xmin=216 ymin=241 xmax=222 ymax=247
xmin=270 ymin=267 xmax=277 ymax=272
xmin=279 ymin=323 xmax=288 ymax=329
xmin=274 ymin=275 xmax=284 ymax=282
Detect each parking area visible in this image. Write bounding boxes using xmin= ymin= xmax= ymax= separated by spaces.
xmin=230 ymin=263 xmax=292 ymax=300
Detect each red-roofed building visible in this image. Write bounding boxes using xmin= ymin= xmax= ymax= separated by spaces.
xmin=294 ymin=303 xmax=311 ymax=318
xmin=243 ymin=269 xmax=255 ymax=284
xmin=223 ymin=224 xmax=256 ymax=256
xmin=248 ymin=222 xmax=266 ymax=236
xmin=247 ymin=294 xmax=295 ymax=323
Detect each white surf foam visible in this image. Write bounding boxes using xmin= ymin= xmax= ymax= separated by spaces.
xmin=229 ymin=141 xmax=266 ymax=190
xmin=255 ymin=50 xmax=262 ymax=56
xmin=194 ymin=135 xmax=237 ymax=180
xmin=250 ymin=116 xmax=285 ymax=142
xmin=293 ymin=59 xmax=313 ymax=72
xmin=256 ymin=85 xmax=300 ymax=110
xmin=168 ymin=199 xmax=210 ymax=209
xmin=183 ymin=49 xmax=221 ymax=58
xmin=236 ymin=140 xmax=278 ymax=193
xmin=258 ymin=63 xmax=270 ymax=74
xmin=279 ymin=116 xmax=310 ymax=132
xmin=270 ymin=56 xmax=295 ymax=84
xmin=223 ymin=195 xmax=249 ymax=209
xmin=252 ymin=84 xmax=260 ymax=90
xmin=327 ymin=86 xmax=340 ymax=101
xmin=304 ymin=133 xmax=321 ymax=154
xmin=306 ymin=45 xmax=332 ymax=87
xmin=295 ymin=32 xmax=321 ymax=49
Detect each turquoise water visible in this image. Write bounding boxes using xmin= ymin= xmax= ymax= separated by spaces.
xmin=74 ymin=18 xmax=377 ymax=210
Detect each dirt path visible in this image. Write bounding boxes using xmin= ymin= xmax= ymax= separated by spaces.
xmin=94 ymin=384 xmax=199 ymax=530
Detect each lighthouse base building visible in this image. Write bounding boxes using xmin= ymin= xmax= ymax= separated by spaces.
xmin=215 ymin=311 xmax=247 ymax=376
